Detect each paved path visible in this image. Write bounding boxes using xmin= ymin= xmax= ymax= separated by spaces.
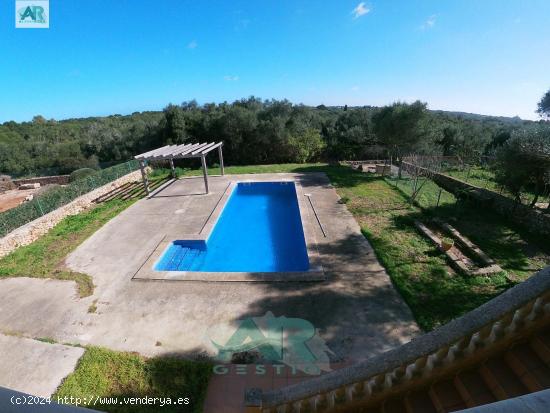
xmin=0 ymin=334 xmax=84 ymax=398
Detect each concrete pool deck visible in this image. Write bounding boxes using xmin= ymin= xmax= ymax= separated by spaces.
xmin=133 ymin=177 xmax=325 ymax=281
xmin=0 ymin=172 xmax=420 ymax=372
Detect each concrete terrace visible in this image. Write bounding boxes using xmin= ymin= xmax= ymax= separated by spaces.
xmin=0 ymin=172 xmax=420 ymax=401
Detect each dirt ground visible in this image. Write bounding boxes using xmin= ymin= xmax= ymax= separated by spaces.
xmin=0 ymin=188 xmax=38 ymax=213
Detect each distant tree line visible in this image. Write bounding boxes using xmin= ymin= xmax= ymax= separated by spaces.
xmin=0 ymin=96 xmax=548 ymax=178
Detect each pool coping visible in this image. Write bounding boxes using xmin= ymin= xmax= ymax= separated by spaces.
xmin=132 ymin=178 xmax=326 ymax=282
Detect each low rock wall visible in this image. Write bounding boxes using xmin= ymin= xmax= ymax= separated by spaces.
xmin=0 ymin=170 xmax=141 ymax=258
xmin=401 ymin=161 xmax=550 ymax=236
xmin=13 ymin=175 xmax=70 ymax=187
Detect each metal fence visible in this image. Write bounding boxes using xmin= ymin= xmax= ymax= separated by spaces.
xmin=384 ymin=170 xmax=458 ymax=211
xmin=0 ymin=160 xmax=139 ymax=237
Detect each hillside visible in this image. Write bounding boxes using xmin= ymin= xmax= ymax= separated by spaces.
xmin=0 ymin=99 xmax=541 ymax=177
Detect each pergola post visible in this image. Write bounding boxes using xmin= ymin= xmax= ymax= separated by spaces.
xmin=139 ymin=160 xmax=150 ymax=195
xmin=201 ymin=155 xmax=209 ymax=194
xmin=169 ymin=158 xmax=176 ymax=179
xmin=218 ymin=144 xmax=225 ymax=176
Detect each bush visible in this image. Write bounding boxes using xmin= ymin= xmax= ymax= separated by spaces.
xmin=69 ymin=168 xmax=96 ymax=182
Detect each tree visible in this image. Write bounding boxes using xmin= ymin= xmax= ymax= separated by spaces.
xmin=162 ymin=104 xmax=188 ymax=144
xmin=323 ymin=109 xmax=372 ymax=160
xmin=493 ymin=125 xmax=550 ymax=207
xmin=32 ymin=115 xmax=47 ymax=124
xmin=537 ymin=89 xmax=550 ymax=119
xmin=0 ymin=142 xmax=32 ymax=175
xmin=287 ymin=128 xmax=326 ymax=163
xmin=372 ymin=101 xmax=428 ymax=177
xmin=55 ymin=141 xmax=99 ymax=174
xmin=437 ymin=125 xmax=463 ymax=156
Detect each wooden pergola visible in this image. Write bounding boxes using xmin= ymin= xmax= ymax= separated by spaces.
xmin=134 ymin=142 xmax=224 ymax=195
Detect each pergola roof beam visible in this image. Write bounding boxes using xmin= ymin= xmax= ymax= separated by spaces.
xmin=153 ymin=143 xmax=194 ymax=159
xmin=159 ymin=143 xmax=191 ymax=157
xmin=134 ymin=145 xmax=171 ymax=159
xmin=191 ymin=142 xmax=216 ymax=155
xmin=199 ymin=142 xmax=223 ymax=155
xmin=187 ymin=142 xmax=212 ymax=155
xmin=149 ymin=145 xmax=180 ymax=158
xmin=176 ymin=142 xmax=207 ymax=157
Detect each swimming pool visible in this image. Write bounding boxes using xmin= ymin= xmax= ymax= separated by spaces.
xmin=154 ymin=182 xmax=310 ymax=272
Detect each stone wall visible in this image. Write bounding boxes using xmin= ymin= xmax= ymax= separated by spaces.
xmin=401 ymin=161 xmax=550 ymax=236
xmin=0 ymin=170 xmax=141 ymax=258
xmin=13 ymin=175 xmax=70 ymax=187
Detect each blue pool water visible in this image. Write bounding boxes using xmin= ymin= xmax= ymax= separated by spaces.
xmin=154 ymin=182 xmax=310 ymax=272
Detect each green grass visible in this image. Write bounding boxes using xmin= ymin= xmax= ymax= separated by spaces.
xmin=329 ymin=171 xmax=514 ymax=330
xmin=36 ymin=337 xmax=57 ymax=344
xmin=54 ymin=347 xmax=212 ymax=413
xmin=384 ymin=175 xmax=458 ymax=210
xmin=0 ymin=199 xmax=134 ymax=297
xmin=445 ymin=166 xmax=547 ymax=205
xmin=150 ymin=163 xmax=328 ymax=179
xmin=445 ymin=166 xmax=499 ymax=191
xmin=430 ymin=202 xmax=550 ymax=280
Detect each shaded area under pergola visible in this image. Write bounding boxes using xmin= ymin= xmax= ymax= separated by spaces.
xmin=134 ymin=142 xmax=224 ymax=194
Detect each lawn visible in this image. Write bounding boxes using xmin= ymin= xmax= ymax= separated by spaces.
xmin=148 ymin=163 xmax=328 ymax=179
xmin=54 ymin=346 xmax=212 ymax=413
xmin=0 ymin=199 xmax=134 ymax=297
xmin=445 ymin=166 xmax=548 ymax=206
xmin=445 ymin=166 xmax=500 ymax=191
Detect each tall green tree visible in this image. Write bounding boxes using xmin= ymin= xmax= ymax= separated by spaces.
xmin=287 ymin=128 xmax=326 ymax=163
xmin=537 ymin=89 xmax=550 ymax=119
xmin=372 ymin=101 xmax=428 ymax=177
xmin=162 ymin=104 xmax=188 ymax=144
xmin=326 ymin=109 xmax=372 ymax=160
xmin=494 ymin=125 xmax=550 ymax=207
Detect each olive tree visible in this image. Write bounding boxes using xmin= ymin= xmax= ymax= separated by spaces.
xmin=537 ymin=89 xmax=550 ymax=119
xmin=372 ymin=101 xmax=428 ymax=178
xmin=287 ymin=128 xmax=326 ymax=163
xmin=494 ymin=125 xmax=550 ymax=207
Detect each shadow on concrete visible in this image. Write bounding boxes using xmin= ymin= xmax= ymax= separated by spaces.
xmin=214 ymin=234 xmax=420 ymax=363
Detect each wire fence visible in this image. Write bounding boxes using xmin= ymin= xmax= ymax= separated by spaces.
xmin=0 ymin=160 xmax=139 ymax=237
xmin=384 ymin=172 xmax=457 ymax=210
xmin=438 ymin=164 xmax=550 ymax=207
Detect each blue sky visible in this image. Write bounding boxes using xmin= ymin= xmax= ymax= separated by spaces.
xmin=1 ymin=0 xmax=549 ymax=122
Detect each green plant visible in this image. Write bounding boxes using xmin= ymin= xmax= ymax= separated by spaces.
xmin=54 ymin=347 xmax=212 ymax=413
xmin=36 ymin=337 xmax=56 ymax=344
xmin=441 ymin=237 xmax=454 ymax=251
